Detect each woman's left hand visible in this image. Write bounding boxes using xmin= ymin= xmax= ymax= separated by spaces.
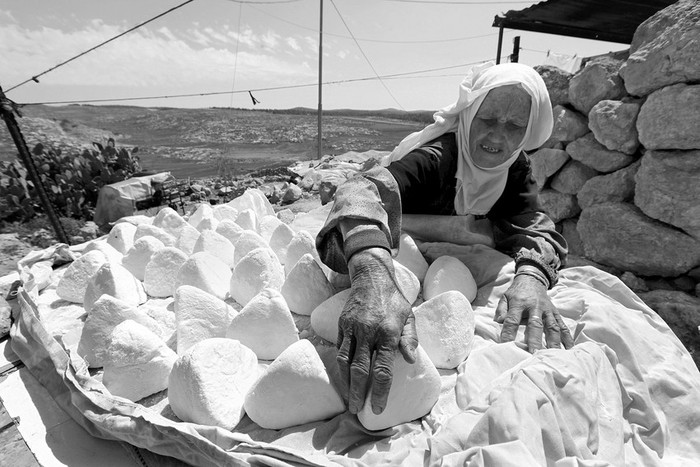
xmin=495 ymin=268 xmax=574 ymax=351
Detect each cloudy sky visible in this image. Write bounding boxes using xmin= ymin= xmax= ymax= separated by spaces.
xmin=0 ymin=0 xmax=627 ymax=111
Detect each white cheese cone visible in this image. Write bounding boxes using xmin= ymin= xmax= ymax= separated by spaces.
xmin=168 ymin=338 xmax=258 ymax=430
xmin=244 ymin=339 xmax=344 ymax=429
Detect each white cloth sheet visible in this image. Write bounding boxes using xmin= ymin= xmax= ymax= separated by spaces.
xmin=6 ymin=241 xmax=700 ymax=466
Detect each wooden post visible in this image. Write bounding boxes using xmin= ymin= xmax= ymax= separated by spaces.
xmin=496 ymin=26 xmax=504 ymax=64
xmin=317 ymin=0 xmax=323 ymax=160
xmin=0 ymin=86 xmax=69 ymax=244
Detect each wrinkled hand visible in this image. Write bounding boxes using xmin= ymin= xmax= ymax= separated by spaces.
xmin=495 ymin=269 xmax=574 ymax=352
xmin=337 ymin=247 xmax=418 ymax=415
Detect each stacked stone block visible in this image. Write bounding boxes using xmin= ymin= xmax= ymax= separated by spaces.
xmin=533 ymin=0 xmax=700 ymax=363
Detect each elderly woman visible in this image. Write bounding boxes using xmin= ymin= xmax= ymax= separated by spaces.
xmin=315 ymin=62 xmax=572 ymax=416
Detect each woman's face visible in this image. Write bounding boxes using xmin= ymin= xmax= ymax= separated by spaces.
xmin=469 ymin=84 xmax=531 ymax=168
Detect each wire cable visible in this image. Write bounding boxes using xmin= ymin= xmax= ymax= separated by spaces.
xmin=20 ymin=58 xmax=496 ymax=106
xmin=5 ymin=0 xmax=196 ymax=93
xmin=227 ymin=0 xmax=301 ymax=3
xmin=247 ymin=3 xmax=497 ymax=44
xmin=329 ymin=0 xmax=404 ymax=110
xmin=383 ymin=1 xmax=536 ymax=4
xmin=229 ymin=2 xmax=244 ymax=108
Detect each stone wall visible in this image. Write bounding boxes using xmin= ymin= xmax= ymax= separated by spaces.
xmin=533 ymin=0 xmax=700 ymax=363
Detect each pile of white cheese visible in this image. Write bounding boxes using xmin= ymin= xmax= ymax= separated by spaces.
xmin=54 ymin=188 xmax=479 ymax=432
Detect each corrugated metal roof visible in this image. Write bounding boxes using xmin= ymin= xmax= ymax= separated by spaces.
xmin=493 ymin=0 xmax=677 ymax=44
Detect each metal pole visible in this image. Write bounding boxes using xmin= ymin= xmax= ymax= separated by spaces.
xmin=317 ymin=0 xmax=323 ymax=160
xmin=496 ymin=26 xmax=504 ymax=64
xmin=0 ymin=86 xmax=69 ymax=244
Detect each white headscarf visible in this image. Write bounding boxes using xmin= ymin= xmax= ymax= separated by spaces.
xmin=383 ymin=62 xmax=553 ymax=215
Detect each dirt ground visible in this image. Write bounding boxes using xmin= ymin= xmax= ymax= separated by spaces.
xmin=0 ymin=233 xmax=37 ymax=277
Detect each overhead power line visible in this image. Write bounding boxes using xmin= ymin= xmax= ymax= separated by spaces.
xmin=247 ymin=3 xmax=497 ymax=44
xmin=5 ymin=0 xmax=197 ymax=93
xmin=20 ymin=58 xmax=495 ymax=106
xmin=383 ymin=0 xmax=536 ymax=4
xmin=329 ymin=0 xmax=404 ymax=110
xmin=227 ymin=0 xmax=301 ymax=3
xmin=229 ymin=2 xmax=244 ymax=108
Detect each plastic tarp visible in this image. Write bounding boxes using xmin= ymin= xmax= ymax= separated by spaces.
xmin=93 ymin=173 xmax=173 ymax=227
xmin=9 ymin=241 xmax=700 ymax=467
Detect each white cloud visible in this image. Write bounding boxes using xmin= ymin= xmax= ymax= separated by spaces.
xmin=226 ymin=25 xmax=257 ymax=48
xmin=0 ymin=9 xmax=17 ymax=23
xmin=157 ymin=26 xmax=177 ymax=42
xmin=189 ymin=28 xmax=212 ymax=46
xmin=0 ymin=21 xmax=316 ymax=92
xmin=304 ymin=35 xmax=318 ymax=52
xmin=286 ymin=37 xmax=301 ymax=52
xmin=202 ymin=26 xmax=230 ymax=45
xmin=261 ymin=30 xmax=279 ymax=50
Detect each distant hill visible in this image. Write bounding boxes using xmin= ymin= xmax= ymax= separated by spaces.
xmin=0 ymin=104 xmax=428 ymax=179
xmin=267 ymin=107 xmax=435 ymax=123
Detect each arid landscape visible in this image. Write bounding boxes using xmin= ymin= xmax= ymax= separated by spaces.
xmin=0 ymin=104 xmax=431 ymax=179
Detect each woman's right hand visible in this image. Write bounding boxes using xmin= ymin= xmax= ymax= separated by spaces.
xmin=336 ymin=247 xmax=418 ymax=415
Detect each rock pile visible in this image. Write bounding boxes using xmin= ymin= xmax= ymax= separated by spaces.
xmin=532 ymin=0 xmax=700 ymax=360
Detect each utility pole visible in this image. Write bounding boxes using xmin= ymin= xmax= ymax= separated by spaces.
xmin=317 ymin=0 xmax=323 ymax=160
xmin=510 ymin=36 xmax=521 ymax=63
xmin=0 ymin=86 xmax=69 ymax=244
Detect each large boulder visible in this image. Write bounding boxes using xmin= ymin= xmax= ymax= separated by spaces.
xmin=534 ymin=65 xmax=572 ymax=107
xmin=559 ymin=218 xmax=584 ymax=257
xmin=550 ymin=160 xmax=598 ymax=194
xmin=538 ymin=189 xmax=581 ymax=223
xmin=528 ymin=148 xmax=570 ymax=190
xmin=577 ymin=159 xmax=640 ymax=210
xmin=568 ymin=57 xmax=626 ymax=115
xmin=566 ymin=133 xmax=635 ymax=173
xmin=588 ymin=100 xmax=641 ymax=155
xmin=577 ymin=203 xmax=700 ymax=276
xmin=634 ymin=150 xmax=700 ymax=240
xmin=636 ymin=84 xmax=700 ymax=150
xmin=620 ymin=0 xmax=700 ymax=96
xmin=638 ymin=290 xmax=700 ymax=369
xmin=550 ymin=106 xmax=589 ymax=143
